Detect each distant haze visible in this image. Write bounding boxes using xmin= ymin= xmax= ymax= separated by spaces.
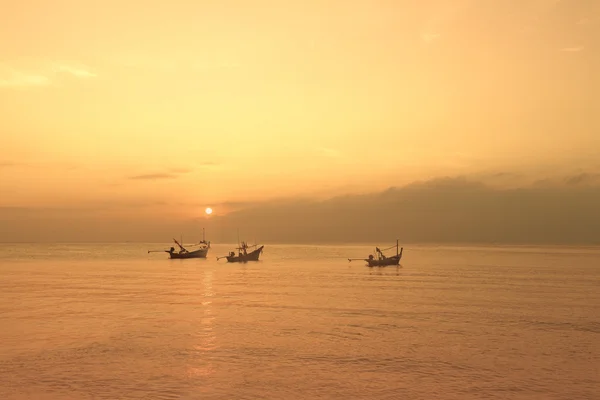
xmin=2 ymin=175 xmax=599 ymax=245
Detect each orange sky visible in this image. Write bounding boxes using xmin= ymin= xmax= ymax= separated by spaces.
xmin=1 ymin=0 xmax=598 ymax=223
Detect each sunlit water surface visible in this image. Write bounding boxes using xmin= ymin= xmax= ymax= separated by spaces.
xmin=0 ymin=243 xmax=598 ymax=399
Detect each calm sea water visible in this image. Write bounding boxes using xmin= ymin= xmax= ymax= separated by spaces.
xmin=0 ymin=243 xmax=598 ymax=399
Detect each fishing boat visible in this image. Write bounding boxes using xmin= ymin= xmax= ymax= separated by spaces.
xmin=198 ymin=228 xmax=211 ymax=249
xmin=349 ymin=240 xmax=403 ymax=267
xmin=218 ymin=241 xmax=264 ymax=263
xmin=166 ymin=239 xmax=209 ymax=259
xmin=148 ymin=229 xmax=210 ymax=259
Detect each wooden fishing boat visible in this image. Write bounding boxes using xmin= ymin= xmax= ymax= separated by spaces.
xmin=165 ymin=247 xmax=208 ymax=259
xmin=197 ymin=228 xmax=211 ymax=249
xmin=349 ymin=239 xmax=403 ymax=267
xmin=148 ymin=229 xmax=210 ymax=259
xmin=218 ymin=241 xmax=264 ymax=263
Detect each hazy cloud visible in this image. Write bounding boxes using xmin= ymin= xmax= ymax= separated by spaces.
xmin=0 ymin=62 xmax=96 ymax=88
xmin=198 ymin=161 xmax=219 ymax=167
xmin=3 ymin=174 xmax=600 ymax=244
xmin=564 ymin=172 xmax=600 ymax=186
xmin=53 ymin=64 xmax=97 ymax=78
xmin=128 ymin=173 xmax=179 ymax=180
xmin=560 ymin=46 xmax=584 ymax=52
xmin=200 ymin=175 xmax=600 ymax=245
xmin=0 ymin=172 xmax=600 ymax=244
xmin=0 ymin=67 xmax=51 ymax=88
xmin=128 ymin=166 xmax=196 ymax=181
xmin=489 ymin=172 xmax=521 ymax=179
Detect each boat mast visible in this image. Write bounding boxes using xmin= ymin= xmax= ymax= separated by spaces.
xmin=396 ymin=239 xmax=399 ymax=257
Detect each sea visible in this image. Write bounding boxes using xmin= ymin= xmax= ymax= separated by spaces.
xmin=0 ymin=243 xmax=598 ymax=399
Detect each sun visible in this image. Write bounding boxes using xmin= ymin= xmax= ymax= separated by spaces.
xmin=205 ymin=207 xmax=213 ymax=215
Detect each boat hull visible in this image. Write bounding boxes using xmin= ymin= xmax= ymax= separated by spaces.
xmin=367 ymin=247 xmax=403 ymax=267
xmin=367 ymin=255 xmax=401 ymax=267
xmin=226 ymin=246 xmax=264 ymax=262
xmin=168 ymin=247 xmax=209 ymax=259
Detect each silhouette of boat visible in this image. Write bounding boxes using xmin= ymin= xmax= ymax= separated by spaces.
xmin=218 ymin=241 xmax=264 ymax=262
xmin=167 ymin=238 xmax=209 ymax=259
xmin=349 ymin=239 xmax=403 ymax=267
xmin=148 ymin=229 xmax=210 ymax=259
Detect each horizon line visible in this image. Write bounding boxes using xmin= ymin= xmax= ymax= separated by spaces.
xmin=1 ymin=241 xmax=600 ymax=247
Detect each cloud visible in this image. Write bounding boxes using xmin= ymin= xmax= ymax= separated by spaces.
xmin=0 ymin=161 xmax=18 ymax=168
xmin=560 ymin=46 xmax=584 ymax=52
xmin=199 ymin=175 xmax=600 ymax=245
xmin=489 ymin=172 xmax=521 ymax=179
xmin=0 ymin=62 xmax=97 ymax=89
xmin=564 ymin=173 xmax=600 ymax=186
xmin=3 ymin=173 xmax=600 ymax=243
xmin=0 ymin=68 xmax=51 ymax=88
xmin=128 ymin=167 xmax=196 ymax=181
xmin=128 ymin=173 xmax=179 ymax=180
xmin=53 ymin=64 xmax=97 ymax=78
xmin=198 ymin=161 xmax=219 ymax=167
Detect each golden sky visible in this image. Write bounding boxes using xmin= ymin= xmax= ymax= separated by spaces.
xmin=1 ymin=0 xmax=599 ymax=236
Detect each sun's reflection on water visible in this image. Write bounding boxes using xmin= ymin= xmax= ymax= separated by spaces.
xmin=187 ymin=269 xmax=217 ymax=378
